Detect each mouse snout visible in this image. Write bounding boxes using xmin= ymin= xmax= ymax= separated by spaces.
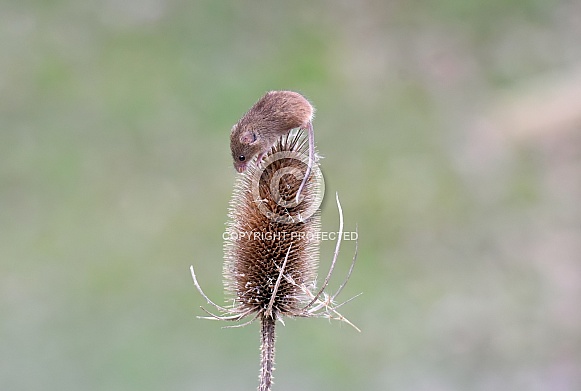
xmin=234 ymin=162 xmax=247 ymax=173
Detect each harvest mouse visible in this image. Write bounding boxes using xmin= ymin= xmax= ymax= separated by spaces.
xmin=230 ymin=90 xmax=315 ymax=203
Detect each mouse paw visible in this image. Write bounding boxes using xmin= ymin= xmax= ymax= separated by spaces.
xmin=255 ymin=152 xmax=266 ymax=167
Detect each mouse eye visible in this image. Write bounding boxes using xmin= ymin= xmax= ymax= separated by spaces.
xmin=238 ymin=155 xmax=246 ymax=162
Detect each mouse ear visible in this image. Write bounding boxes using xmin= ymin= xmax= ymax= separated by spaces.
xmin=239 ymin=130 xmax=258 ymax=145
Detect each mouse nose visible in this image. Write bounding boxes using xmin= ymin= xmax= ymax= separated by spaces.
xmin=235 ymin=163 xmax=247 ymax=173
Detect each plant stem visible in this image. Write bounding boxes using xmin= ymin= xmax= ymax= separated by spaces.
xmin=259 ymin=315 xmax=276 ymax=391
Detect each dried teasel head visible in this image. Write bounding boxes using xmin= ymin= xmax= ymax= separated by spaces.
xmin=223 ymin=131 xmax=324 ymax=321
xmin=190 ymin=130 xmax=358 ymax=328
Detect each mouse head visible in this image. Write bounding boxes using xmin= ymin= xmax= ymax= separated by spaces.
xmin=230 ymin=125 xmax=261 ymax=173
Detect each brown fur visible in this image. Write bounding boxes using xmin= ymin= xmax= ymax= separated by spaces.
xmin=230 ymin=91 xmax=314 ymax=173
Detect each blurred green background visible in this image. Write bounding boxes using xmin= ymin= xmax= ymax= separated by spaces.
xmin=2 ymin=0 xmax=580 ymax=390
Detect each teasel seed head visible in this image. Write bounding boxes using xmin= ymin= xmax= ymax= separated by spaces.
xmin=223 ymin=131 xmax=324 ymax=321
